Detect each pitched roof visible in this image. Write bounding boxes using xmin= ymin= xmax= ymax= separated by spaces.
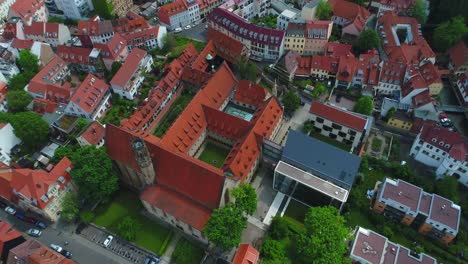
xmin=309 ymin=101 xmax=367 ymax=131
xmin=112 ymin=13 xmax=150 ymax=35
xmin=93 ymin=33 xmax=127 ymax=60
xmin=10 ymin=0 xmax=44 ymax=21
xmin=336 ymin=53 xmax=358 ymax=83
xmin=78 ymin=122 xmax=105 ymax=145
xmin=419 ymin=122 xmax=468 ymax=161
xmin=24 ymin=22 xmax=61 ymax=38
xmin=159 ymin=0 xmax=188 ymax=17
xmin=419 ymin=61 xmax=442 ymax=86
xmin=325 ymin=42 xmax=352 ymax=57
xmin=232 ymin=244 xmax=259 ymax=264
xmin=379 ymin=60 xmax=406 ymax=85
xmin=11 ymin=39 xmax=34 ymax=49
xmin=28 ymin=245 xmax=72 ymax=264
xmin=447 ymin=41 xmax=468 ymax=70
xmin=70 ymin=74 xmax=109 ymax=114
xmin=0 ymin=157 xmax=72 ymax=209
xmin=233 ymin=80 xmax=268 ymax=107
xmin=209 ymin=8 xmax=285 ymax=47
xmin=206 ymin=29 xmax=245 ymax=64
xmin=110 ymin=48 xmax=147 ymax=88
xmin=57 ymin=45 xmax=94 ymax=66
xmin=0 ymin=221 xmax=23 ymax=255
xmin=328 ymin=0 xmax=370 ymax=22
xmin=123 ymin=27 xmax=160 ymax=46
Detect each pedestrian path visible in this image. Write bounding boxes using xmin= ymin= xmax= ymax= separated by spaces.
xmin=159 ymin=232 xmax=181 ymax=264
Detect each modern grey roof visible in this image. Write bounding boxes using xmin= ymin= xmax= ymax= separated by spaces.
xmin=281 ymin=130 xmax=361 ymax=189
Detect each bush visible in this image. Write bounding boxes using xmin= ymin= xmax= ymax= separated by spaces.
xmin=269 ymin=216 xmax=290 ymax=240
xmin=117 ymin=216 xmax=141 ymax=241
xmin=172 ymin=239 xmax=204 ymax=264
xmin=80 ymin=211 xmax=95 ymax=224
xmin=158 ymin=232 xmax=173 ymax=256
xmin=260 ymin=238 xmax=287 ymax=260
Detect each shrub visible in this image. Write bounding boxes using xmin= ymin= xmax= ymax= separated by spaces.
xmin=269 ymin=216 xmax=290 ymax=240
xmin=80 ymin=211 xmax=95 ymax=224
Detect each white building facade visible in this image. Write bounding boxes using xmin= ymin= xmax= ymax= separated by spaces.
xmin=0 ymin=123 xmax=21 ymax=165
xmin=54 ymin=0 xmax=94 ymax=19
xmin=0 ymin=0 xmax=17 ymax=26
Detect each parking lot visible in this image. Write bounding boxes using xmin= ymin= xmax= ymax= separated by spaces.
xmin=80 ymin=224 xmax=153 ymax=264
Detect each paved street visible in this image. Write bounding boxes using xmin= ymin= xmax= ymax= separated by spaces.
xmin=0 ymin=210 xmax=132 ymax=264
xmin=174 ymin=22 xmax=207 ymax=42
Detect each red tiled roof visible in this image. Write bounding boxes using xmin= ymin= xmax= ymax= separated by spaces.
xmin=337 ymin=53 xmax=358 ymax=83
xmin=57 ymin=45 xmax=94 ymax=66
xmin=325 ymin=42 xmax=352 ymax=57
xmin=209 ymin=8 xmax=285 ymax=47
xmin=93 ymin=33 xmax=127 ymax=60
xmin=140 ymin=185 xmax=212 ymax=230
xmin=310 ymin=101 xmax=367 ymax=131
xmin=379 ymin=60 xmax=406 ymax=85
xmin=112 ymin=14 xmax=150 ymax=35
xmin=159 ymin=0 xmax=188 ymax=17
xmin=419 ymin=61 xmax=442 ymax=86
xmin=123 ymin=27 xmax=160 ymax=46
xmin=328 ymin=0 xmax=370 ymax=22
xmin=233 ymin=80 xmax=268 ymax=107
xmin=79 ymin=122 xmax=105 ymax=145
xmin=28 ymin=245 xmax=76 ymax=264
xmin=78 ymin=20 xmax=113 ymax=36
xmin=296 ymin=56 xmax=312 ymax=76
xmin=233 ymin=244 xmax=259 ymax=264
xmin=305 ymin=20 xmax=333 ymax=39
xmin=419 ymin=121 xmax=468 ymax=156
xmin=447 ymin=41 xmax=468 ymax=70
xmin=380 ymin=0 xmax=415 ymax=11
xmin=24 ymin=22 xmax=61 ymax=38
xmin=10 ymin=0 xmax=45 ymax=21
xmin=203 ymin=105 xmax=252 ymax=141
xmin=0 ymin=157 xmax=72 ymax=209
xmin=412 ymin=90 xmax=432 ymax=108
xmin=11 ymin=39 xmax=34 ymax=50
xmin=310 ymin=55 xmax=339 ymax=74
xmin=0 ymin=222 xmax=23 ymax=255
xmin=70 ymin=74 xmax=109 ymax=114
xmin=110 ymin=48 xmax=147 ymax=88
xmin=206 ymin=26 xmax=246 ymax=64
xmin=191 ymin=40 xmax=216 ymax=72
xmin=32 ymin=98 xmax=59 ymax=114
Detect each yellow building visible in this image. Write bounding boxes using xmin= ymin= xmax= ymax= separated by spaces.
xmin=284 ymin=23 xmax=305 ymax=55
xmin=387 ymin=112 xmax=413 ymax=131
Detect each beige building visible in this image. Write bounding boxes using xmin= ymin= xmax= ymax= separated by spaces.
xmin=284 ymin=20 xmax=333 ymax=56
xmin=110 ymin=0 xmax=132 ymax=17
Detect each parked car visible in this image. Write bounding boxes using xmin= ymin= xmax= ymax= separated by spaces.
xmin=5 ymin=206 xmax=16 ymax=215
xmin=103 ymin=235 xmax=113 ymax=248
xmin=15 ymin=213 xmax=25 ymax=220
xmin=184 ymin=25 xmax=191 ymax=30
xmin=50 ymin=244 xmax=72 ymax=258
xmin=144 ymin=255 xmax=160 ymax=264
xmin=35 ymin=221 xmax=47 ymax=229
xmin=335 ymin=95 xmax=342 ymax=103
xmin=438 ymin=113 xmax=448 ymax=120
xmin=27 ymin=229 xmax=42 ymax=237
xmin=174 ymin=27 xmax=182 ymax=33
xmin=0 ymin=201 xmax=7 ymax=209
xmin=25 ymin=216 xmax=36 ymax=224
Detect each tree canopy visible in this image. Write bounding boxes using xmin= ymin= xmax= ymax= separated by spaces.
xmin=17 ymin=50 xmax=40 ymax=78
xmin=6 ymin=90 xmax=32 ymax=113
xmin=409 ymin=0 xmax=428 ymax=24
xmin=10 ymin=112 xmax=49 ymax=149
xmin=60 ymin=193 xmax=80 ymax=222
xmin=117 ymin=216 xmax=141 ymax=241
xmin=432 ymin=16 xmax=468 ymax=52
xmin=353 ymin=29 xmax=381 ymax=55
xmin=353 ymin=96 xmax=374 ymax=115
xmin=428 ymin=0 xmax=468 ymax=24
xmin=296 ymin=206 xmax=350 ymax=263
xmin=281 ymin=89 xmax=301 ymax=113
xmin=311 ymin=82 xmax=327 ymax=99
xmin=316 ymin=0 xmax=332 ymax=20
xmin=232 ymin=183 xmax=258 ymax=215
xmin=53 ymin=145 xmax=119 ymax=203
xmin=236 ymin=56 xmax=258 ymax=82
xmin=91 ymin=0 xmax=114 ymax=19
xmin=203 ymin=204 xmax=247 ymax=251
xmin=7 ymin=74 xmax=28 ymax=91
xmin=435 ymin=176 xmax=459 ymax=203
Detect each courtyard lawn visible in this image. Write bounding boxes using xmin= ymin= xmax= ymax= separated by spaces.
xmin=172 ymin=238 xmax=205 ymax=264
xmin=93 ymin=190 xmax=172 ymax=254
xmin=284 ymin=199 xmax=309 ymax=223
xmin=153 ymin=91 xmax=194 ymax=137
xmin=309 ymin=132 xmax=351 ymax=152
xmin=198 ymin=143 xmax=230 ymax=168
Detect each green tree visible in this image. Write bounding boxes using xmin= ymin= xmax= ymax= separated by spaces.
xmin=311 ymin=82 xmax=327 ymax=99
xmin=172 ymin=239 xmax=203 ymax=264
xmin=432 ymin=16 xmax=468 ymax=52
xmin=60 ymin=193 xmax=79 ymax=222
xmin=353 ymin=29 xmax=381 ymax=55
xmin=295 ymin=206 xmax=349 ymax=263
xmin=6 ymin=90 xmax=32 ymax=113
xmin=349 ymin=0 xmax=365 ymax=5
xmin=428 ymin=0 xmax=468 ymax=24
xmin=52 ymin=146 xmax=119 ymax=203
xmin=75 ymin=118 xmax=88 ymax=133
xmin=236 ymin=56 xmax=258 ymax=82
xmin=302 ymin=120 xmax=313 ymax=134
xmin=203 ymin=204 xmax=247 ymax=251
xmin=268 ymin=216 xmax=290 ymax=240
xmin=385 ymin=107 xmax=396 ymax=121
xmin=316 ymin=0 xmax=332 ymax=20
xmin=435 ymin=176 xmax=459 ymax=202
xmin=10 ymin=112 xmax=49 ymax=149
xmin=409 ymin=0 xmax=428 ymax=23
xmin=117 ymin=216 xmax=141 ymax=241
xmin=232 ymin=183 xmax=258 ymax=215
xmin=281 ymin=90 xmax=300 ymax=113
xmin=161 ymin=34 xmax=176 ymax=53
xmin=17 ymin=50 xmax=40 ymax=78
xmin=80 ymin=211 xmax=95 ymax=224
xmin=260 ymin=238 xmax=287 ymax=260
xmin=353 ymin=96 xmax=374 ymax=115
xmin=7 ymin=74 xmax=28 ymax=91
xmin=91 ymin=0 xmax=114 ymax=19
xmin=106 ymin=62 xmax=122 ymax=81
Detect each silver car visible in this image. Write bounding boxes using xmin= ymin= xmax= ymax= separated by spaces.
xmin=27 ymin=229 xmax=42 ymax=237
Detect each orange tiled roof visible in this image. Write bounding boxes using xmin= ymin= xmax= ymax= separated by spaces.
xmin=70 ymin=74 xmax=109 ymax=114
xmin=10 ymin=0 xmax=44 ymax=21
xmin=233 ymin=244 xmax=259 ymax=264
xmin=233 ymin=80 xmax=268 ymax=107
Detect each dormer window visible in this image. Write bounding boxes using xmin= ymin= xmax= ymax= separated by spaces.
xmin=431 ymin=138 xmax=437 ymax=143
xmin=439 ymin=141 xmax=444 ymax=146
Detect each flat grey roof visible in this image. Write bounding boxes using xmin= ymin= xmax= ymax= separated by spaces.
xmin=276 ymin=161 xmax=349 ymax=202
xmin=281 ymin=130 xmax=361 ymax=189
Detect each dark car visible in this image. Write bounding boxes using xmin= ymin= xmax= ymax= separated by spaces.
xmin=25 ymin=216 xmax=37 ymax=224
xmin=36 ymin=221 xmax=47 ymax=229
xmin=15 ymin=213 xmax=25 ymax=220
xmin=0 ymin=201 xmax=7 ymax=209
xmin=335 ymin=95 xmax=342 ymax=103
xmin=144 ymin=255 xmax=160 ymax=264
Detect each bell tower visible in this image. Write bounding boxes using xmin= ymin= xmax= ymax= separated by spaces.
xmin=131 ymin=138 xmax=156 ymax=187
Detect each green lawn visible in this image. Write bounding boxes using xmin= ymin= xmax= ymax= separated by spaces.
xmin=172 ymin=238 xmax=205 ymax=264
xmin=198 ymin=143 xmax=230 ymax=168
xmin=309 ymin=132 xmax=351 ymax=152
xmin=284 ymin=199 xmax=309 ymax=223
xmin=94 ymin=190 xmax=172 ymax=254
xmin=153 ymin=91 xmax=194 ymax=137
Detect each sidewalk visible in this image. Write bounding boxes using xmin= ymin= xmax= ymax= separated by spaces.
xmin=159 ymin=232 xmax=181 ymax=264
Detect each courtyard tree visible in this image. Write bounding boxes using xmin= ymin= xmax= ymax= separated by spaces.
xmin=7 ymin=74 xmax=28 ymax=91
xmin=10 ymin=112 xmax=49 ymax=149
xmin=204 ymin=203 xmax=247 ymax=251
xmin=295 ymin=206 xmax=350 ymax=263
xmin=386 ymin=107 xmax=396 ymax=121
xmin=60 ymin=193 xmax=80 ymax=222
xmin=80 ymin=211 xmax=95 ymax=224
xmin=311 ymin=82 xmax=327 ymax=99
xmin=117 ymin=216 xmax=141 ymax=241
xmin=281 ymin=89 xmax=301 ymax=113
xmin=353 ymin=96 xmax=374 ymax=115
xmin=353 ymin=29 xmax=381 ymax=55
xmin=432 ymin=16 xmax=468 ymax=52
xmin=17 ymin=50 xmax=40 ymax=78
xmin=316 ymin=0 xmax=332 ymax=20
xmin=6 ymin=90 xmax=32 ymax=113
xmin=409 ymin=0 xmax=428 ymax=24
xmin=53 ymin=145 xmax=119 ymax=203
xmin=261 ymin=238 xmax=288 ymax=260
xmin=237 ymin=56 xmax=258 ymax=82
xmin=302 ymin=120 xmax=314 ymax=134
xmin=232 ymin=183 xmax=258 ymax=215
